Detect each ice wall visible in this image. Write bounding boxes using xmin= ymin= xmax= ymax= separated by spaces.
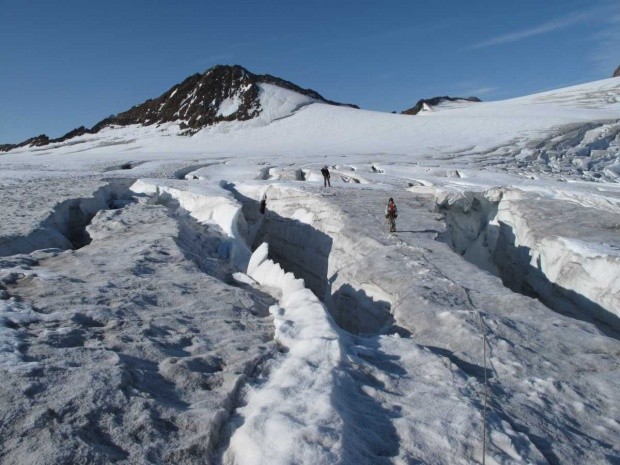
xmin=0 ymin=179 xmax=134 ymax=257
xmin=232 ymin=185 xmax=394 ymax=335
xmin=438 ymin=189 xmax=620 ymax=329
xmin=130 ymin=179 xmax=251 ymax=271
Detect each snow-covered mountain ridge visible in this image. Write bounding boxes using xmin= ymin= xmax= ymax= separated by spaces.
xmin=0 ymin=76 xmax=619 ymax=464
xmin=401 ymin=95 xmax=482 ymax=115
xmin=0 ymin=65 xmax=357 ymax=151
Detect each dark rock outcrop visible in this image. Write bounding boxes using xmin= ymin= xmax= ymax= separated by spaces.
xmin=55 ymin=126 xmax=93 ymax=142
xmin=0 ymin=134 xmax=50 ymax=152
xmin=614 ymin=65 xmax=620 ymax=78
xmin=2 ymin=65 xmax=357 ymax=152
xmin=0 ymin=128 xmax=94 ymax=153
xmin=402 ymin=96 xmax=481 ymax=115
xmin=0 ymin=143 xmax=17 ymax=152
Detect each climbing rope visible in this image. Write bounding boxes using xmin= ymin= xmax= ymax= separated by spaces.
xmin=477 ymin=311 xmax=489 ymax=465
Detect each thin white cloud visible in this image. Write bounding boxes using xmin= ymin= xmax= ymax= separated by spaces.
xmin=465 ymin=86 xmax=497 ymax=96
xmin=588 ymin=11 xmax=620 ymax=75
xmin=469 ymin=9 xmax=596 ymax=50
xmin=453 ymin=81 xmax=497 ymax=96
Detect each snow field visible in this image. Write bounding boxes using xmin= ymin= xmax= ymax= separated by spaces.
xmin=217 ymin=95 xmax=244 ymax=118
xmin=232 ymin=184 xmax=620 ymax=464
xmin=0 ymin=195 xmax=279 ymax=463
xmin=230 ymin=240 xmax=533 ymax=465
xmin=224 ymin=185 xmax=573 ymax=464
xmin=178 ymin=184 xmax=468 ymax=462
xmin=256 ymin=83 xmax=317 ymax=124
xmin=1 ymin=76 xmax=619 ymax=464
xmin=1 ymin=79 xmax=616 ymax=182
xmin=1 ymin=170 xmax=618 ymax=464
xmin=0 ymin=280 xmax=70 ymax=371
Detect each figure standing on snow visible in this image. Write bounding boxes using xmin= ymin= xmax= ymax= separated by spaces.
xmin=385 ymin=197 xmax=398 ymax=232
xmin=259 ymin=194 xmax=267 ymax=214
xmin=321 ymin=165 xmax=331 ymax=187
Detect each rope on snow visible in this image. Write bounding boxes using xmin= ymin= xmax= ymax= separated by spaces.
xmin=477 ymin=311 xmax=489 ymax=465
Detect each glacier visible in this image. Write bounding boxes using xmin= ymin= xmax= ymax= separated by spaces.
xmin=0 ymin=78 xmax=619 ymax=464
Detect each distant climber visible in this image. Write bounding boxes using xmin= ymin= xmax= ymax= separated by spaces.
xmin=321 ymin=166 xmax=331 ymax=187
xmin=385 ymin=197 xmax=398 ymax=232
xmin=259 ymin=194 xmax=267 ymax=214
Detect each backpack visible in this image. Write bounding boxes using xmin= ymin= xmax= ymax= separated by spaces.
xmin=388 ymin=203 xmax=397 ymax=218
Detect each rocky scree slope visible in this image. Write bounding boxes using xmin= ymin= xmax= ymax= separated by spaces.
xmin=0 ymin=65 xmax=357 ymax=152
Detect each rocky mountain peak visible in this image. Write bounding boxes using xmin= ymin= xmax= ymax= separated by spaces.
xmin=402 ymin=96 xmax=481 ymax=115
xmin=95 ymin=64 xmax=356 ymax=134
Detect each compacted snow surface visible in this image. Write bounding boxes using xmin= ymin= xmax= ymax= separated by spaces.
xmin=1 ymin=78 xmax=619 ymax=465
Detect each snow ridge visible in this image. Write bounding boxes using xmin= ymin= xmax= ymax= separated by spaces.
xmin=225 ymin=243 xmax=344 ymax=464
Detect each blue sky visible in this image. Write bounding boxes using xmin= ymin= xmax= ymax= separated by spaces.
xmin=1 ymin=0 xmax=618 ymax=143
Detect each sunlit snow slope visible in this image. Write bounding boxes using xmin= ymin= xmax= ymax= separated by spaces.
xmin=0 ymin=77 xmax=619 ymax=465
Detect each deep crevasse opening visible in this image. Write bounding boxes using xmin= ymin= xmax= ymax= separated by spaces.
xmin=437 ymin=188 xmax=620 ymax=331
xmin=220 ymin=187 xmax=546 ymax=465
xmin=131 ymin=179 xmax=252 ymax=272
xmin=227 ymin=183 xmax=395 ymax=335
xmin=223 ymin=242 xmax=346 ymax=464
xmin=0 ymin=179 xmax=136 ymax=257
xmin=144 ymin=182 xmax=397 ymax=463
xmin=118 ymin=180 xmax=571 ymax=464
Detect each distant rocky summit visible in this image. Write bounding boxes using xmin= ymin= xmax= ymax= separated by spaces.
xmin=614 ymin=65 xmax=620 ymax=78
xmin=0 ymin=135 xmax=49 ymax=152
xmin=1 ymin=65 xmax=357 ymax=152
xmin=91 ymin=65 xmax=357 ymax=133
xmin=402 ymin=96 xmax=481 ymax=115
